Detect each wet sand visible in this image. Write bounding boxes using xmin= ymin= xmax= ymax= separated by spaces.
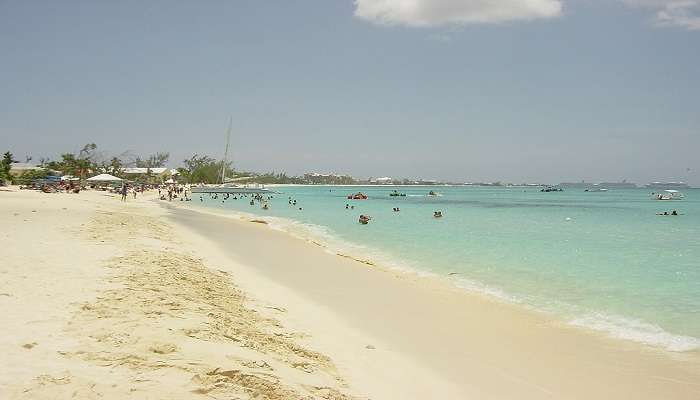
xmin=167 ymin=202 xmax=700 ymax=399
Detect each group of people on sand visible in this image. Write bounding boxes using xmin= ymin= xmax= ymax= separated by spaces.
xmin=120 ymin=184 xmax=140 ymax=201
xmin=115 ymin=183 xmax=190 ymax=203
xmin=118 ymin=183 xmax=146 ymax=201
xmin=19 ymin=179 xmax=81 ymax=193
xmin=155 ymin=185 xmax=189 ymax=202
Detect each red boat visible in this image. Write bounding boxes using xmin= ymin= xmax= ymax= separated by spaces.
xmin=347 ymin=192 xmax=368 ymax=200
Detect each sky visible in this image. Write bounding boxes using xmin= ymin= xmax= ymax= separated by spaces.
xmin=1 ymin=0 xmax=698 ymax=185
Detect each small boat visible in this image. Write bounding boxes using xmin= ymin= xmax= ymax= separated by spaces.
xmin=541 ymin=186 xmax=563 ymax=192
xmin=585 ymin=188 xmax=608 ymax=192
xmin=348 ymin=192 xmax=368 ymax=200
xmin=191 ymin=118 xmax=273 ymax=195
xmin=433 ymin=211 xmax=443 ymax=218
xmin=653 ymin=190 xmax=684 ymax=200
xmin=428 ymin=190 xmax=439 ymax=196
xmin=389 ymin=190 xmax=406 ymax=197
xmin=358 ymin=215 xmax=371 ymax=224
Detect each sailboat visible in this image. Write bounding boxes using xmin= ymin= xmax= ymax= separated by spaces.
xmin=191 ymin=118 xmax=273 ymax=195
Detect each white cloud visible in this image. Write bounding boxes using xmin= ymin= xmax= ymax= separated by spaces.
xmin=353 ymin=0 xmax=563 ymax=27
xmin=623 ymin=0 xmax=700 ymax=30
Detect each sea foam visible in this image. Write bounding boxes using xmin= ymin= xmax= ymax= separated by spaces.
xmin=570 ymin=313 xmax=699 ymax=352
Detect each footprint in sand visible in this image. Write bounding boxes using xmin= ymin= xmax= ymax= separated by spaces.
xmin=149 ymin=343 xmax=178 ymax=354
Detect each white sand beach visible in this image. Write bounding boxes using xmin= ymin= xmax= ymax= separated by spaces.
xmin=1 ymin=188 xmax=699 ymax=399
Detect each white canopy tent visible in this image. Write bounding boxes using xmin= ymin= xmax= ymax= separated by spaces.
xmin=86 ymin=173 xmax=123 ymax=182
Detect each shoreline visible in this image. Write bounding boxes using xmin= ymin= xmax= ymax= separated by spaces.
xmin=165 ymin=198 xmax=700 ymax=398
xmin=177 ymin=199 xmax=699 ymax=353
xmin=2 ymin=188 xmax=699 ymax=399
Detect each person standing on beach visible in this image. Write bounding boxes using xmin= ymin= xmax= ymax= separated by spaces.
xmin=120 ymin=184 xmax=127 ymax=202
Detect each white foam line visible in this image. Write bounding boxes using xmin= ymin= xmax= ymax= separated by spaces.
xmin=570 ymin=313 xmax=699 ymax=352
xmin=190 ymin=200 xmax=700 ymax=353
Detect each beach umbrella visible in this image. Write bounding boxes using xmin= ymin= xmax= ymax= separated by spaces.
xmin=86 ymin=173 xmax=123 ymax=182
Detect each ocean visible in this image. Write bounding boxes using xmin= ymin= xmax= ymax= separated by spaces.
xmin=193 ymin=185 xmax=700 ymax=352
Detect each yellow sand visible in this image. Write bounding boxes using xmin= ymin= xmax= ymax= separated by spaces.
xmin=1 ymin=187 xmax=699 ymax=399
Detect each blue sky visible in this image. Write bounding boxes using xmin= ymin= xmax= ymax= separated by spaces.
xmin=1 ymin=1 xmax=698 ymax=184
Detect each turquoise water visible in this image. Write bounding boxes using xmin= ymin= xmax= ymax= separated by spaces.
xmin=195 ymin=186 xmax=700 ymax=352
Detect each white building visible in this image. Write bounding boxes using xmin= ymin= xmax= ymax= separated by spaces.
xmin=370 ymin=177 xmax=393 ymax=184
xmin=122 ymin=167 xmax=174 ymax=182
xmin=9 ymin=163 xmax=44 ymax=177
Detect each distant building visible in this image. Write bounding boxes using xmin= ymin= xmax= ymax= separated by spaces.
xmin=645 ymin=182 xmax=690 ymax=189
xmin=370 ymin=177 xmax=393 ymax=185
xmin=599 ymin=180 xmax=637 ymax=189
xmin=560 ymin=180 xmax=637 ymax=189
xmin=122 ymin=167 xmax=173 ymax=182
xmin=303 ymin=172 xmax=355 ymax=185
xmin=559 ymin=181 xmax=589 ymax=189
xmin=9 ymin=163 xmax=44 ymax=176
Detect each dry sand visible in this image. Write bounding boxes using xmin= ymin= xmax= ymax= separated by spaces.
xmin=1 ymin=187 xmax=699 ymax=399
xmin=0 ymin=189 xmax=359 ymax=399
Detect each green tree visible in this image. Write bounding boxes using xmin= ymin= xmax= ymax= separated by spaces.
xmin=45 ymin=143 xmax=99 ymax=180
xmin=0 ymin=151 xmax=17 ymax=184
xmin=78 ymin=143 xmax=97 ymax=159
xmin=135 ymin=152 xmax=170 ymax=168
xmin=47 ymin=153 xmax=78 ymax=175
xmin=100 ymin=157 xmax=124 ymax=177
xmin=178 ymin=154 xmax=232 ymax=184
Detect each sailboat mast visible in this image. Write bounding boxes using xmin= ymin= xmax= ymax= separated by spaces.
xmin=221 ymin=116 xmax=232 ymax=184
